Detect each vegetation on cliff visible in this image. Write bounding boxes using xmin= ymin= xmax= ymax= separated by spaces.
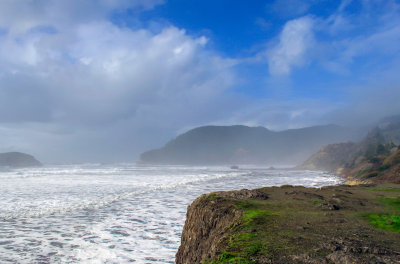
xmin=298 ymin=120 xmax=400 ymax=183
xmin=176 ymin=185 xmax=400 ymax=264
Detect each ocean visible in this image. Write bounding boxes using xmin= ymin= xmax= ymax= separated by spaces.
xmin=0 ymin=164 xmax=343 ymax=263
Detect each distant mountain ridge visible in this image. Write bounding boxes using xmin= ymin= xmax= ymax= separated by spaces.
xmin=0 ymin=152 xmax=42 ymax=167
xmin=140 ymin=124 xmax=359 ymax=165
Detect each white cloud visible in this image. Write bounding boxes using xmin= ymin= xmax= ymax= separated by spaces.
xmin=213 ymin=97 xmax=341 ymax=131
xmin=316 ymin=0 xmax=400 ymax=75
xmin=0 ymin=0 xmax=164 ymax=28
xmin=267 ymin=16 xmax=314 ymax=75
xmin=264 ymin=0 xmax=400 ymax=77
xmin=0 ymin=0 xmax=237 ymax=162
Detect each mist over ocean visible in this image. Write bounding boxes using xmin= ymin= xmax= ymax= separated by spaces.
xmin=0 ymin=165 xmax=342 ymax=263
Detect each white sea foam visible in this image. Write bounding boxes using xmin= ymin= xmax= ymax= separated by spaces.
xmin=0 ymin=165 xmax=343 ymax=263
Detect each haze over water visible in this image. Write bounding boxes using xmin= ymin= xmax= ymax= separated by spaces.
xmin=0 ymin=165 xmax=342 ymax=263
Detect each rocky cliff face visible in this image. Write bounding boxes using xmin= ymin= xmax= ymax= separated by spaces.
xmin=0 ymin=152 xmax=42 ymax=167
xmin=176 ymin=185 xmax=400 ymax=263
xmin=176 ymin=189 xmax=268 ymax=263
xmin=175 ymin=194 xmax=241 ymax=263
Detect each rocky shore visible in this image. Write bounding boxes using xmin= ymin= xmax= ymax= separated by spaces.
xmin=176 ymin=184 xmax=400 ymax=263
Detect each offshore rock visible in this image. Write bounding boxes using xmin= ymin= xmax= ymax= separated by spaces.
xmin=0 ymin=152 xmax=42 ymax=167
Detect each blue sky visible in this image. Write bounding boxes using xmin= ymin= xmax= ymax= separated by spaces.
xmin=0 ymin=0 xmax=399 ymax=162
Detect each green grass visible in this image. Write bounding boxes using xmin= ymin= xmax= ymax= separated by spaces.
xmin=364 ymin=214 xmax=400 ymax=233
xmin=207 ymin=193 xmax=217 ymax=199
xmin=241 ymin=209 xmax=276 ymax=229
xmin=364 ymin=195 xmax=400 ymax=233
xmin=204 ymin=201 xmax=276 ymax=263
xmin=204 ymin=253 xmax=254 ymax=264
xmin=208 ymin=199 xmax=322 ymax=263
xmin=369 ymin=188 xmax=400 ymax=193
xmin=379 ymin=196 xmax=400 ymax=210
xmin=311 ymin=199 xmax=324 ymax=204
xmin=200 ymin=193 xmax=227 ymax=204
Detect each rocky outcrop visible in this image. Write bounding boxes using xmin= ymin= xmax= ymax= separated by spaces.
xmin=176 ymin=189 xmax=269 ymax=264
xmin=176 ymin=185 xmax=400 ymax=263
xmin=175 ymin=194 xmax=242 ymax=263
xmin=0 ymin=152 xmax=42 ymax=167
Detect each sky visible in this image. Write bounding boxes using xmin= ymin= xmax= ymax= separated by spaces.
xmin=0 ymin=0 xmax=400 ymax=163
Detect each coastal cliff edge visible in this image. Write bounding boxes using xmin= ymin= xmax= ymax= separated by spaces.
xmin=176 ymin=185 xmax=400 ymax=264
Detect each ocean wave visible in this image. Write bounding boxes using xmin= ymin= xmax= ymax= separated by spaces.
xmin=0 ymin=167 xmax=250 ymax=220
